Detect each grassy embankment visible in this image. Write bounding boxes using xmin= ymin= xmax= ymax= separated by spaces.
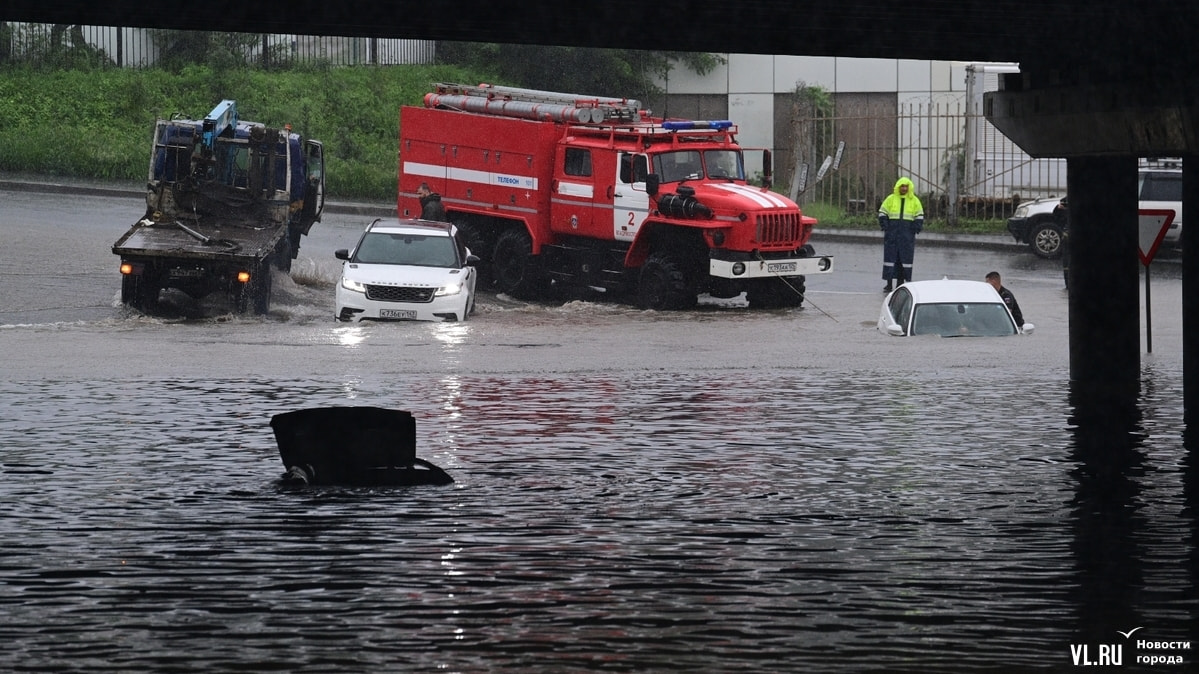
xmin=0 ymin=64 xmax=483 ymax=202
xmin=0 ymin=64 xmax=1006 ymax=234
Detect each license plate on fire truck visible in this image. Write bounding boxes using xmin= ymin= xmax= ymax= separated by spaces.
xmin=380 ymin=309 xmax=417 ymax=320
xmin=767 ymin=262 xmax=798 ymax=273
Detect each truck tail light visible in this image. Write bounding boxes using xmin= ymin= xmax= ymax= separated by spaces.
xmin=237 ymin=271 xmax=252 ymax=283
xmin=120 ymin=262 xmax=134 ymax=275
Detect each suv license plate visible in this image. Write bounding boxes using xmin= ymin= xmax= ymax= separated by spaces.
xmin=380 ymin=309 xmax=417 ymax=320
xmin=767 ymin=262 xmax=797 ymax=273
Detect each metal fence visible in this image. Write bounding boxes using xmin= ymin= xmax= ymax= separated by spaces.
xmin=786 ymin=101 xmax=1068 ymax=223
xmin=0 ymin=23 xmax=435 ymax=68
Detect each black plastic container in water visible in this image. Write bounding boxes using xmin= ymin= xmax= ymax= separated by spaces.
xmin=270 ymin=406 xmax=453 ymax=486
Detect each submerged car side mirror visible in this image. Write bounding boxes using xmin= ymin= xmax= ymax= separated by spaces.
xmin=335 ymin=248 xmax=350 ymax=261
xmin=1021 ymin=322 xmax=1035 ymax=335
xmin=886 ymin=323 xmax=905 ymax=337
xmin=465 ymin=254 xmax=481 ymax=266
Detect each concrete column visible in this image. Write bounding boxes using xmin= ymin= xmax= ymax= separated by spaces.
xmin=1067 ymin=157 xmax=1140 ymax=401
xmin=1184 ymin=158 xmax=1199 ymax=446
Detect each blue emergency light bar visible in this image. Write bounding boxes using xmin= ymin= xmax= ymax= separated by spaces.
xmin=661 ymin=120 xmax=733 ymax=131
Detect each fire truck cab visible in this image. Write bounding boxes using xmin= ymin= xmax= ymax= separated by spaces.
xmin=398 ymin=83 xmax=833 ymax=310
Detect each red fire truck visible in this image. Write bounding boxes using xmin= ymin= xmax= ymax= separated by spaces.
xmin=397 ymin=83 xmax=833 ymax=309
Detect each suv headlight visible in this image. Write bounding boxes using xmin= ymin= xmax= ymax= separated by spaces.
xmin=1013 ymin=205 xmax=1029 ymax=218
xmin=435 ymin=281 xmax=463 ymax=297
xmin=341 ymin=277 xmax=366 ymax=293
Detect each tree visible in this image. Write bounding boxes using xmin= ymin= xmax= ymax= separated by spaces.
xmin=149 ymin=30 xmax=263 ymax=72
xmin=434 ymin=43 xmax=723 ymax=101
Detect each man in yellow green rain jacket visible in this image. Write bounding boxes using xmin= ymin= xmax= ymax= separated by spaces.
xmin=878 ymin=176 xmax=924 ymax=292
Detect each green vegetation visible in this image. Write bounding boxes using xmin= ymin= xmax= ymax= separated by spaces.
xmin=0 ymin=61 xmax=1009 ymax=235
xmin=0 ymin=64 xmax=489 ymax=200
xmin=801 ymin=200 xmax=1007 ymax=234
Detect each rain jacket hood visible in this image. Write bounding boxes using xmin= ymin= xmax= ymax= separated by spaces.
xmin=890 ymin=177 xmax=916 ymax=196
xmin=879 ymin=177 xmax=924 ymax=222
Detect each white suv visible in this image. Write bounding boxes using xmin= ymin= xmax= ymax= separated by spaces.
xmin=335 ymin=218 xmax=479 ymax=322
xmin=1138 ymin=165 xmax=1183 ymax=247
xmin=1008 ymin=164 xmax=1182 ymax=259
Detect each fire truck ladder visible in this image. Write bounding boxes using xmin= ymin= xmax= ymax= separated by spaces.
xmin=429 ymin=82 xmax=643 ymax=124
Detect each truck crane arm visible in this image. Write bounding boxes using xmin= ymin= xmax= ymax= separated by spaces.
xmin=201 ymin=99 xmax=237 ymax=152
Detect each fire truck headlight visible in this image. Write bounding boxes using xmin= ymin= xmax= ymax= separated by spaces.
xmin=732 ymin=262 xmax=746 ymax=276
xmin=818 ymin=257 xmax=832 ymax=271
xmin=341 ymin=277 xmax=367 ymax=294
xmin=435 ymin=281 xmax=463 ymax=297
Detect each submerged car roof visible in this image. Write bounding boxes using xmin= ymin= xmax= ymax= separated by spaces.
xmin=897 ymin=279 xmax=1004 ymax=304
xmin=365 ymin=218 xmax=455 ymax=236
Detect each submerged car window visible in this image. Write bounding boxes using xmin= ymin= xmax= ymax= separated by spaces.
xmin=353 ymin=232 xmax=458 ymax=267
xmin=911 ymin=303 xmax=1017 ymax=337
xmin=889 ymin=289 xmax=913 ymax=332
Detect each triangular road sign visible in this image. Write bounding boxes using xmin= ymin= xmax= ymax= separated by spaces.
xmin=1138 ymin=208 xmax=1176 ymax=265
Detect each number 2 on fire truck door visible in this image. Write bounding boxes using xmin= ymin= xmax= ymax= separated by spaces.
xmin=613 ymin=153 xmax=651 ymax=242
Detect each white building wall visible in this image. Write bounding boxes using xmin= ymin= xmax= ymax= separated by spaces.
xmin=657 ymin=54 xmax=971 ymax=99
xmin=773 ymin=56 xmax=836 ymax=91
xmin=655 ymin=54 xmax=1012 ymax=197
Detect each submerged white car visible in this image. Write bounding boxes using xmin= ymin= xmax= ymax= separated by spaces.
xmin=877 ymin=278 xmax=1034 ymax=337
xmin=335 ymin=218 xmax=478 ymax=322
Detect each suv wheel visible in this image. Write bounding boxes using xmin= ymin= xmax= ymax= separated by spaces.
xmin=1029 ymin=221 xmax=1064 ymax=259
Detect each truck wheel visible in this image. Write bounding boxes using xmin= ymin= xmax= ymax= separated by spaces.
xmin=492 ymin=228 xmax=544 ymax=300
xmin=638 ymin=252 xmax=697 ymax=310
xmin=236 ymin=263 xmax=273 ymax=315
xmin=747 ymin=276 xmax=806 ymax=309
xmin=274 ymin=235 xmax=293 ymax=273
xmin=252 ymin=265 xmax=273 ymax=314
xmin=121 ymin=273 xmax=159 ymax=311
xmin=456 ymin=220 xmax=493 ymax=290
xmin=1029 ymin=221 xmax=1064 ymax=259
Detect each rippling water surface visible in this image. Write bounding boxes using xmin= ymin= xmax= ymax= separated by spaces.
xmin=1 ymin=191 xmax=1195 ymax=672
xmin=2 ymin=362 xmax=1194 ymax=672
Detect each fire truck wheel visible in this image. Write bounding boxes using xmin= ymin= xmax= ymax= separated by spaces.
xmin=638 ymin=252 xmax=697 ymax=310
xmin=492 ymin=228 xmax=544 ymax=300
xmin=746 ymin=276 xmax=806 ymax=309
xmin=456 ymin=221 xmax=493 ymax=290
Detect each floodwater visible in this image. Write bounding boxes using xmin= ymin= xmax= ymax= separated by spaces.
xmin=1 ymin=189 xmax=1195 ymax=672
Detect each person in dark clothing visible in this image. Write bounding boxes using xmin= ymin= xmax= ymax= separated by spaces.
xmin=417 ymin=182 xmax=447 ymax=221
xmin=877 ymin=176 xmax=924 ymax=292
xmin=985 ymin=271 xmax=1025 ymax=326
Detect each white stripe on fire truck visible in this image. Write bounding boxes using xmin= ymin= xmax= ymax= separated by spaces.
xmin=710 ymin=183 xmax=790 ymax=208
xmin=403 ymin=161 xmax=539 ymax=190
xmin=403 ymin=161 xmax=445 ymax=181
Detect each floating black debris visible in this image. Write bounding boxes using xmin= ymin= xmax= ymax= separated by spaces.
xmin=270 ymin=406 xmax=453 ymax=487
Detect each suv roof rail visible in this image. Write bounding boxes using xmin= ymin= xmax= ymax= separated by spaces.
xmin=1140 ymin=157 xmax=1182 ymax=169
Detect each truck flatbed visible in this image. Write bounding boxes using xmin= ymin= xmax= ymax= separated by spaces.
xmin=112 ymin=216 xmax=283 ymax=264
